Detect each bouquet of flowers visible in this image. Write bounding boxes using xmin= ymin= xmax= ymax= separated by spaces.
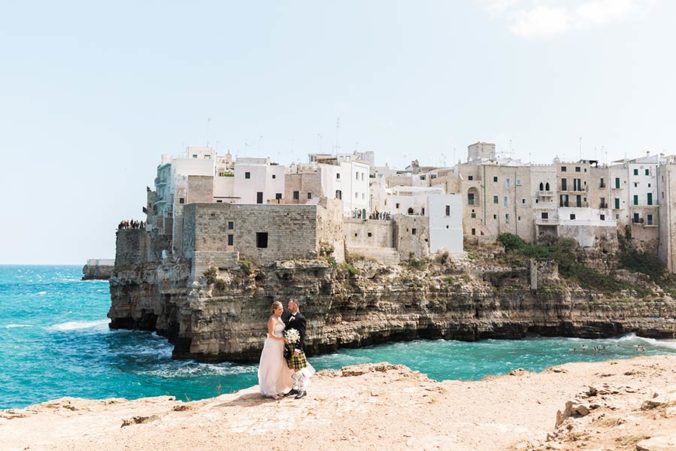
xmin=284 ymin=329 xmax=300 ymax=345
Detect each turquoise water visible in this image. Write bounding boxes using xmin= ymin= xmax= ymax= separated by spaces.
xmin=1 ymin=265 xmax=675 ymax=409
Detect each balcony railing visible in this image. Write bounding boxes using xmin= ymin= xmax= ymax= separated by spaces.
xmin=599 ymin=203 xmax=608 ymax=209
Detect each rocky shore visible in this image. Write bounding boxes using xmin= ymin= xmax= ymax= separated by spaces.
xmin=2 ymin=356 xmax=675 ymax=450
xmin=109 ymin=230 xmax=676 ymax=363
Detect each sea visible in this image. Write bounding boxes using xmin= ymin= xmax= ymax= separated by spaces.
xmin=1 ymin=265 xmax=675 ymax=410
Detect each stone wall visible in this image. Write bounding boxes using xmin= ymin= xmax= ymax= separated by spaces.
xmin=186 ymin=175 xmax=214 ymax=203
xmin=182 ymin=203 xmax=319 ymax=266
xmin=316 ymin=199 xmax=345 ymax=262
xmin=344 ymin=218 xmax=394 ymax=249
xmin=284 ymin=171 xmax=322 ymax=203
xmin=115 ymin=229 xmax=148 ymax=268
xmin=395 ymin=215 xmax=429 ymax=259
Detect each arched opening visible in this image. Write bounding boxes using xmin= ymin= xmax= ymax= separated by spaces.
xmin=467 ymin=187 xmax=479 ymax=206
xmin=407 ymin=207 xmax=414 ymax=215
xmin=545 ymin=182 xmax=550 ymax=191
xmin=539 ymin=182 xmax=544 ymax=191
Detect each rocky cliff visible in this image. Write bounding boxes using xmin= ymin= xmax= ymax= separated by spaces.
xmin=108 ymin=230 xmax=676 ymax=363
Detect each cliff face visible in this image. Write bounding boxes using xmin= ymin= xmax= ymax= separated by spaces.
xmin=108 ymin=231 xmax=676 ymax=363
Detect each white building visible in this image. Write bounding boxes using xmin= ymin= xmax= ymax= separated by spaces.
xmin=233 ymin=157 xmax=286 ymax=204
xmin=381 ymin=186 xmax=463 ymax=255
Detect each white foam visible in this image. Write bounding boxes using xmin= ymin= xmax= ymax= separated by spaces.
xmin=47 ymin=320 xmax=110 ymax=332
xmin=3 ymin=324 xmax=31 ymax=329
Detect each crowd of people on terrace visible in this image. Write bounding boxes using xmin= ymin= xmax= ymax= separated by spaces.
xmin=118 ymin=220 xmax=145 ymax=230
xmin=351 ymin=209 xmax=392 ymax=220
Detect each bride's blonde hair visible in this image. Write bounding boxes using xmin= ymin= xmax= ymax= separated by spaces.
xmin=271 ymin=301 xmax=283 ymax=314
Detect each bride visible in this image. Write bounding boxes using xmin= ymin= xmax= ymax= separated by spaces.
xmin=258 ymin=301 xmax=293 ymax=399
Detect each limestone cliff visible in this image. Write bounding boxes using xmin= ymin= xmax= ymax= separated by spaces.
xmin=108 ymin=230 xmax=676 ymax=363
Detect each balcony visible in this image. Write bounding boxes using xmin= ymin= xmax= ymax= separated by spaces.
xmin=537 ymin=190 xmax=553 ymax=197
xmin=599 ymin=203 xmax=608 ymax=209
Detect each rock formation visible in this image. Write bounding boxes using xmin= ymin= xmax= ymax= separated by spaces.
xmin=108 ymin=230 xmax=676 ymax=363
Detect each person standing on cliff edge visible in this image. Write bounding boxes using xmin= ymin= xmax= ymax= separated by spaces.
xmin=282 ymin=299 xmax=315 ymax=399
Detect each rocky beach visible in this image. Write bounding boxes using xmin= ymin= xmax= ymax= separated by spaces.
xmin=2 ymin=356 xmax=675 ymax=450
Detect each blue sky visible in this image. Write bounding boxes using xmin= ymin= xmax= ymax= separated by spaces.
xmin=1 ymin=0 xmax=674 ymax=264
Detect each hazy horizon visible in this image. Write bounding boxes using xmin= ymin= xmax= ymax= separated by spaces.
xmin=2 ymin=0 xmax=675 ymax=264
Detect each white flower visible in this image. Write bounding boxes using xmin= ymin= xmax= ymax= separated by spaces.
xmin=285 ymin=329 xmax=300 ymax=344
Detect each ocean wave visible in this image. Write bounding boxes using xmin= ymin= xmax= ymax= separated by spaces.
xmin=2 ymin=324 xmax=31 ymax=329
xmin=139 ymin=363 xmax=256 ymax=378
xmin=46 ymin=320 xmax=110 ymax=332
xmin=614 ymin=333 xmax=676 ymax=350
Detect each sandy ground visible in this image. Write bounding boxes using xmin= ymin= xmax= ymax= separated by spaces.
xmin=1 ymin=356 xmax=675 ymax=451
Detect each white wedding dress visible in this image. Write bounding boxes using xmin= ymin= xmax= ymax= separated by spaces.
xmin=258 ymin=316 xmax=293 ymax=397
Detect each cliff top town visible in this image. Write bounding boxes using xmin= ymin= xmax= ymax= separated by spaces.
xmin=137 ymin=141 xmax=676 ymax=275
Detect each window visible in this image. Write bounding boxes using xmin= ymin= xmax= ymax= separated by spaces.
xmin=541 ymin=212 xmax=548 ymax=220
xmin=539 ymin=182 xmax=544 ymax=191
xmin=468 ymin=175 xmax=474 ymax=181
xmin=471 ymin=212 xmax=476 ymax=219
xmin=227 ymin=234 xmax=234 ymax=246
xmin=575 ymin=166 xmax=580 ymax=172
xmin=245 ymin=172 xmax=251 ymax=179
xmin=307 ymin=192 xmax=312 ymax=199
xmin=336 ymin=173 xmax=340 ymax=180
xmin=471 ymin=228 xmax=476 ymax=236
xmin=293 ymin=191 xmax=299 ymax=200
xmin=256 ymin=192 xmax=263 ymax=204
xmin=614 ymin=198 xmax=620 ymax=209
xmin=570 ymin=214 xmax=576 ymax=220
xmin=217 ymin=200 xmax=223 ymax=203
xmin=228 ymin=221 xmax=234 ymax=230
xmin=468 ymin=192 xmax=476 ymax=205
xmin=275 ymin=193 xmax=282 ymax=200
xmin=634 ymin=182 xmax=638 ymax=188
xmin=647 ymin=214 xmax=653 ymax=225
xmin=272 ymin=174 xmax=276 ymax=179
xmin=362 ymin=193 xmax=365 ymax=200
xmin=615 ymin=177 xmax=620 ymax=189
xmin=335 ymin=190 xmax=342 ymax=200
xmin=645 ymin=169 xmax=650 ymax=176
xmin=505 ymin=178 xmax=511 ymax=187
xmin=647 ymin=193 xmax=653 ymax=205
xmin=493 ymin=176 xmax=498 ymax=182
xmin=179 ymin=198 xmax=185 ymax=204
xmin=600 ymin=214 xmax=605 ymax=221
xmin=493 ymin=214 xmax=497 ymax=220
xmin=576 ymin=195 xmax=581 ymax=207
xmin=367 ymin=232 xmax=372 ymax=238
xmin=561 ymin=178 xmax=567 ymax=191
xmin=633 ymin=169 xmax=639 ymax=176
xmin=355 ymin=172 xmax=359 ymax=180
xmin=505 ymin=214 xmax=510 ymax=223
xmin=522 ymin=198 xmax=526 ymax=204
xmin=361 ymin=173 xmax=365 ymax=181
xmin=503 ymin=196 xmax=508 ymax=207
xmin=396 ymin=203 xmax=400 ymax=209
xmin=633 ymin=195 xmax=638 ymax=206
xmin=561 ymin=166 xmax=567 ymax=172
xmin=600 ymin=178 xmax=605 ymax=188
xmin=421 ymin=207 xmax=425 ymax=215
xmin=445 ymin=205 xmax=450 ymax=216
xmin=633 ymin=213 xmax=640 ymax=223
xmin=545 ymin=182 xmax=550 ymax=191
xmin=256 ymin=232 xmax=268 ymax=248
xmin=493 ymin=195 xmax=498 ymax=204
xmin=412 ymin=228 xmax=417 ymax=235
xmin=354 ymin=192 xmax=358 ymax=199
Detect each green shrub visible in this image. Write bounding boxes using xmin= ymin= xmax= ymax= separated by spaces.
xmin=339 ymin=262 xmax=359 ymax=277
xmin=239 ymin=259 xmax=253 ymax=275
xmin=203 ymin=267 xmax=218 ymax=285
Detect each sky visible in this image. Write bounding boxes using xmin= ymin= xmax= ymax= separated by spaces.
xmin=1 ymin=0 xmax=675 ymax=264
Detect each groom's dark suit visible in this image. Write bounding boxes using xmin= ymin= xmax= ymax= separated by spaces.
xmin=282 ymin=310 xmax=306 ymax=353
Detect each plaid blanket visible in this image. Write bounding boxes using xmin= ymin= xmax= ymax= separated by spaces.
xmin=285 ymin=345 xmax=307 ymax=370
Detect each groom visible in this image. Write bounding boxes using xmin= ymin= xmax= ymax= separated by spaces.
xmin=282 ymin=298 xmax=310 ymax=399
